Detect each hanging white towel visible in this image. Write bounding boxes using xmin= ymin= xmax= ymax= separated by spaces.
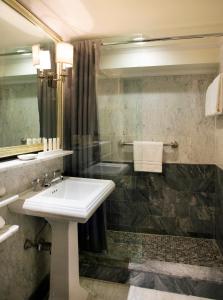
xmin=133 ymin=141 xmax=163 ymax=173
xmin=205 ymin=73 xmax=223 ymax=117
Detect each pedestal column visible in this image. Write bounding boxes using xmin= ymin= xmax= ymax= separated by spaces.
xmin=48 ymin=219 xmax=88 ymax=300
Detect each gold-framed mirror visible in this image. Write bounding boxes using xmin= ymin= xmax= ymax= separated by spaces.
xmin=0 ymin=0 xmax=62 ymax=159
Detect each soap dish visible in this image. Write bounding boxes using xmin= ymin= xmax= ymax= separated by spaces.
xmin=17 ymin=154 xmax=38 ymax=161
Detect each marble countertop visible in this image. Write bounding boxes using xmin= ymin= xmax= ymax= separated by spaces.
xmin=0 ymin=150 xmax=73 ymax=173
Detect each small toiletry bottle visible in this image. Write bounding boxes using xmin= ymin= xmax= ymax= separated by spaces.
xmin=26 ymin=138 xmax=32 ymax=145
xmin=48 ymin=138 xmax=53 ymax=151
xmin=53 ymin=138 xmax=57 ymax=151
xmin=56 ymin=137 xmax=60 ymax=150
xmin=43 ymin=138 xmax=48 ymax=152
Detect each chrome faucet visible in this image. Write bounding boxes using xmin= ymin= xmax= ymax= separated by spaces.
xmin=51 ymin=169 xmax=63 ymax=183
xmin=32 ymin=170 xmax=63 ymax=191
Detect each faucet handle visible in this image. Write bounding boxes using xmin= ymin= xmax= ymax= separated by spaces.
xmin=32 ymin=178 xmax=41 ymax=191
xmin=42 ymin=173 xmax=51 ymax=187
xmin=53 ymin=169 xmax=62 ymax=178
xmin=51 ymin=169 xmax=63 ymax=183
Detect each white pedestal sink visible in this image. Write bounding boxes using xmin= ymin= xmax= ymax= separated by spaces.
xmin=10 ymin=177 xmax=115 ymax=300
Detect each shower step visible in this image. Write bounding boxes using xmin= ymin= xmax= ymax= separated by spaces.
xmin=79 ymin=253 xmax=223 ymax=300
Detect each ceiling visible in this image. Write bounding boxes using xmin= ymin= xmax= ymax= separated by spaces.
xmin=18 ymin=0 xmax=223 ymax=41
xmin=0 ymin=1 xmax=51 ymax=51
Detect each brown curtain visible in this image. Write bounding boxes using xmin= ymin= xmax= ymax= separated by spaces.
xmin=64 ymin=40 xmax=107 ymax=253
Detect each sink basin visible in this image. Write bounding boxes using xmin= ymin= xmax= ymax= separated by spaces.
xmin=10 ymin=176 xmax=115 ymax=300
xmin=22 ymin=177 xmax=115 ymax=222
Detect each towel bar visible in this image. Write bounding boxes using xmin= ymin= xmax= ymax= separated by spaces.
xmin=0 ymin=225 xmax=19 ymax=244
xmin=119 ymin=140 xmax=178 ymax=148
xmin=0 ymin=195 xmax=19 ymax=208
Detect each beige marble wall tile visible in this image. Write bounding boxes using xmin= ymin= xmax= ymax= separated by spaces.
xmin=215 ymin=47 xmax=223 ymax=169
xmin=0 ymin=157 xmax=63 ymax=300
xmin=190 ymin=133 xmax=215 ymax=164
xmin=97 ymin=74 xmax=215 ymax=164
xmin=215 ymin=115 xmax=223 ymax=168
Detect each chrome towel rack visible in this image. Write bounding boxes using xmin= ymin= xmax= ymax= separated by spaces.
xmin=119 ymin=140 xmax=178 ymax=148
xmin=0 ymin=194 xmax=19 ymax=208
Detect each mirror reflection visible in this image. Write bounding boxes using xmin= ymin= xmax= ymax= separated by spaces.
xmin=0 ymin=48 xmax=39 ymax=147
xmin=0 ymin=1 xmax=55 ymax=154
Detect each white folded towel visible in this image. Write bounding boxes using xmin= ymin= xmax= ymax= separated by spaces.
xmin=205 ymin=73 xmax=223 ymax=117
xmin=133 ymin=141 xmax=163 ymax=173
xmin=0 ymin=216 xmax=5 ymax=229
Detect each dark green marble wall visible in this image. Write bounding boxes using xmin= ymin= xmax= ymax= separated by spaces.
xmin=102 ymin=163 xmax=216 ymax=238
xmin=215 ymin=166 xmax=223 ymax=252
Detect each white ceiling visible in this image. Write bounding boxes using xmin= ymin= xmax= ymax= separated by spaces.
xmin=18 ymin=0 xmax=223 ymax=41
xmin=0 ymin=1 xmax=51 ymax=51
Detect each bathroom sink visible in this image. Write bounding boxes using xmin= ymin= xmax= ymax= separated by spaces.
xmin=11 ymin=177 xmax=115 ymax=223
xmin=10 ymin=177 xmax=115 ymax=300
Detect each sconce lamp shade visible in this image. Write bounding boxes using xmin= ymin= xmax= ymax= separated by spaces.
xmin=32 ymin=44 xmax=40 ymax=66
xmin=56 ymin=42 xmax=73 ymax=68
xmin=32 ymin=44 xmax=51 ymax=70
xmin=39 ymin=50 xmax=51 ymax=70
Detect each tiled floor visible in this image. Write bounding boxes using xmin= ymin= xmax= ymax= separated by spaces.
xmin=80 ymin=231 xmax=223 ymax=298
xmin=107 ymin=230 xmax=223 ymax=268
xmin=80 ymin=278 xmax=213 ymax=300
xmin=127 ymin=286 xmax=213 ymax=300
xmin=81 ymin=278 xmax=129 ymax=300
xmin=37 ymin=232 xmax=223 ymax=299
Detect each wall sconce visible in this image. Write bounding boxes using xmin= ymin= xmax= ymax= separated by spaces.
xmin=32 ymin=42 xmax=73 ymax=83
xmin=56 ymin=42 xmax=73 ymax=81
xmin=32 ymin=44 xmax=51 ymax=80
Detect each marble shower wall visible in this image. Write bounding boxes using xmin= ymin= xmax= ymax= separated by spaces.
xmin=0 ymin=157 xmax=63 ymax=300
xmin=102 ymin=163 xmax=216 ymax=238
xmin=214 ymin=50 xmax=223 ymax=253
xmin=97 ymin=73 xmax=217 ymax=238
xmin=0 ymin=79 xmax=40 ymax=147
xmin=215 ymin=166 xmax=223 ymax=253
xmin=215 ymin=116 xmax=223 ymax=169
xmin=97 ymin=73 xmax=215 ymax=164
xmin=215 ymin=115 xmax=223 ymax=253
